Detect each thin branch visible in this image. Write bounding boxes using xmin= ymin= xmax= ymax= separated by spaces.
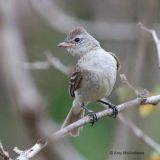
xmin=0 ymin=140 xmax=47 ymax=160
xmin=118 ymin=114 xmax=160 ymax=153
xmin=53 ymin=95 xmax=160 ymax=140
xmin=0 ymin=141 xmax=12 ymax=160
xmin=24 ymin=51 xmax=72 ymax=74
xmin=24 ymin=61 xmax=50 ymax=70
xmin=14 ymin=140 xmax=47 ymax=160
xmin=139 ymin=22 xmax=160 ymax=68
xmin=120 ymin=74 xmax=139 ymax=95
xmin=45 ymin=51 xmax=72 ymax=75
xmin=120 ymin=73 xmax=150 ymax=100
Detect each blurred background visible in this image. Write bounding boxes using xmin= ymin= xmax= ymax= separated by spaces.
xmin=0 ymin=0 xmax=160 ymax=160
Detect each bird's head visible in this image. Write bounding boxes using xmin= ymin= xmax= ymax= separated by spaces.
xmin=58 ymin=26 xmax=100 ymax=58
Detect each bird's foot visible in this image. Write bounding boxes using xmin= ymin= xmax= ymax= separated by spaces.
xmin=108 ymin=105 xmax=118 ymax=118
xmin=88 ymin=110 xmax=98 ymax=126
xmin=97 ymin=100 xmax=118 ymax=118
xmin=80 ymin=103 xmax=98 ymax=125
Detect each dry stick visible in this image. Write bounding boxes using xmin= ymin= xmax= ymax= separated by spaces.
xmin=0 ymin=141 xmax=12 ymax=160
xmin=24 ymin=61 xmax=50 ymax=70
xmin=14 ymin=140 xmax=47 ymax=160
xmin=120 ymin=74 xmax=139 ymax=95
xmin=23 ymin=52 xmax=72 ymax=74
xmin=120 ymin=73 xmax=150 ymax=99
xmin=0 ymin=140 xmax=46 ymax=160
xmin=45 ymin=51 xmax=72 ymax=75
xmin=53 ymin=95 xmax=160 ymax=142
xmin=139 ymin=22 xmax=160 ymax=69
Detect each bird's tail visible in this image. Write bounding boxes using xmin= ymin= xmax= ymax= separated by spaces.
xmin=61 ymin=102 xmax=85 ymax=137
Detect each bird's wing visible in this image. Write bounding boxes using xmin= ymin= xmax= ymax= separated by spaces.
xmin=109 ymin=52 xmax=121 ymax=71
xmin=68 ymin=67 xmax=82 ymax=98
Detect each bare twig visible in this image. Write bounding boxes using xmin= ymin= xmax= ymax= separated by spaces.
xmin=45 ymin=51 xmax=72 ymax=74
xmin=120 ymin=74 xmax=139 ymax=95
xmin=118 ymin=114 xmax=160 ymax=153
xmin=120 ymin=73 xmax=150 ymax=100
xmin=24 ymin=51 xmax=72 ymax=74
xmin=139 ymin=22 xmax=160 ymax=68
xmin=53 ymin=95 xmax=160 ymax=140
xmin=24 ymin=61 xmax=50 ymax=70
xmin=14 ymin=140 xmax=47 ymax=160
xmin=0 ymin=141 xmax=12 ymax=160
xmin=0 ymin=140 xmax=47 ymax=160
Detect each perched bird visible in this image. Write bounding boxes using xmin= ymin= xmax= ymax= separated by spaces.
xmin=58 ymin=26 xmax=120 ymax=137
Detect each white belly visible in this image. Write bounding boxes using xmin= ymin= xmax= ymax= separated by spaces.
xmin=75 ymin=49 xmax=117 ymax=103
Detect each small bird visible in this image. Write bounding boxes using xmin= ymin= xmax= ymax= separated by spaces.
xmin=58 ymin=26 xmax=120 ymax=137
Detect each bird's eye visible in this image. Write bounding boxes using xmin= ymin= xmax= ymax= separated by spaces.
xmin=74 ymin=38 xmax=80 ymax=42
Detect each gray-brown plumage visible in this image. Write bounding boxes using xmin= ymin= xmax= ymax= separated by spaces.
xmin=69 ymin=70 xmax=82 ymax=97
xmin=58 ymin=26 xmax=120 ymax=136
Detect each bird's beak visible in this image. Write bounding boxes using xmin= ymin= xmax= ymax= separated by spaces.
xmin=58 ymin=42 xmax=75 ymax=48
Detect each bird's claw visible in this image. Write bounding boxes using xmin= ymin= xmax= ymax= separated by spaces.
xmin=109 ymin=105 xmax=118 ymax=118
xmin=88 ymin=110 xmax=98 ymax=126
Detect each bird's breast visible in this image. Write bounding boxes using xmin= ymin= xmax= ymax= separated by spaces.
xmin=76 ymin=50 xmax=117 ymax=102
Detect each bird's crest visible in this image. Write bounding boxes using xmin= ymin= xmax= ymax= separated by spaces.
xmin=67 ymin=26 xmax=87 ymax=40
